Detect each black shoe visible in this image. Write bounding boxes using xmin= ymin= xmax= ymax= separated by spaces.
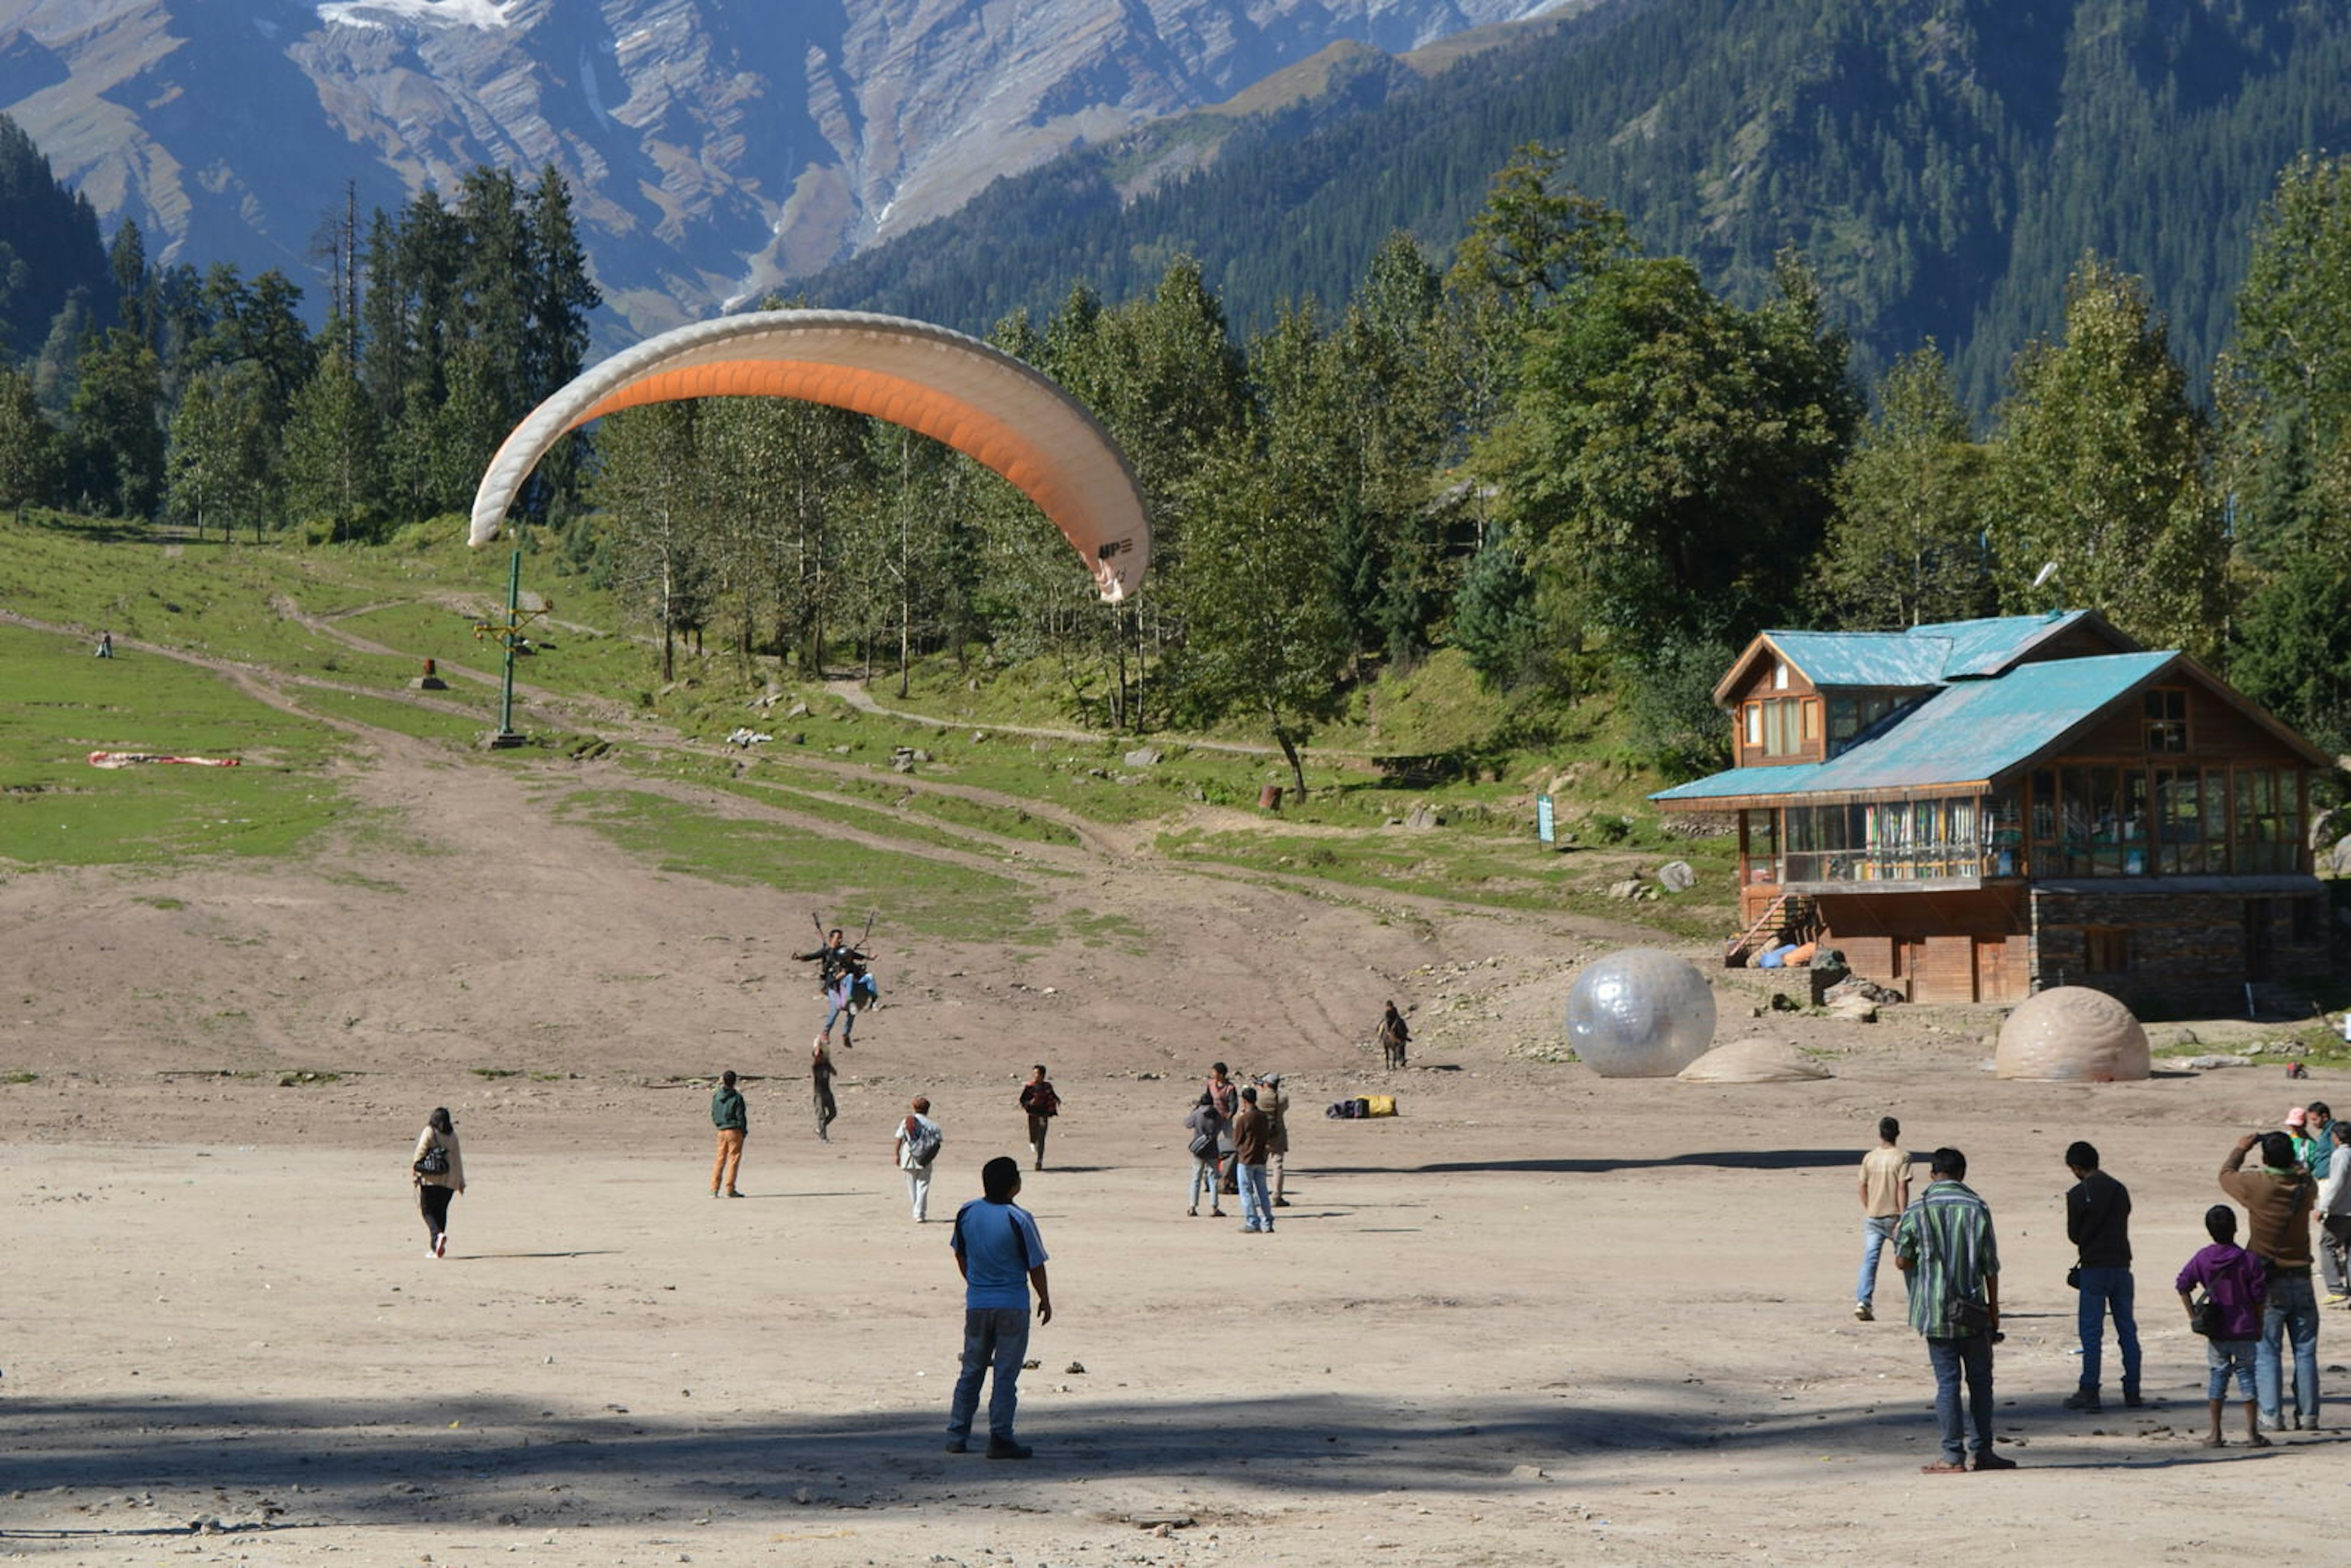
xmin=1273 ymin=1198 xmax=1291 ymax=1207
xmin=943 ymin=1438 xmax=969 ymax=1454
xmin=2122 ymin=1390 xmax=2145 ymax=1409
xmin=985 ymin=1439 xmax=1033 ymax=1460
xmin=2063 ymin=1388 xmax=2102 ymax=1412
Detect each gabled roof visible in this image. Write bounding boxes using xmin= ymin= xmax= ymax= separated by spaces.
xmin=1657 ymin=652 xmax=2182 ymax=807
xmin=1710 ymin=610 xmax=2134 ymax=705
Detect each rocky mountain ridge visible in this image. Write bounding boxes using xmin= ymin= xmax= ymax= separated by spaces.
xmin=0 ymin=0 xmax=1572 ymax=337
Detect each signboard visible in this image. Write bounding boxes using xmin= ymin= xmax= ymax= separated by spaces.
xmin=1536 ymin=793 xmax=1556 ymax=845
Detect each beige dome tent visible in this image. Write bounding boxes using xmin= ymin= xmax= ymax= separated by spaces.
xmin=1995 ymin=987 xmax=2150 ymax=1081
xmin=1677 ymin=1038 xmax=1833 ymax=1083
xmin=469 ymin=310 xmax=1151 ymax=602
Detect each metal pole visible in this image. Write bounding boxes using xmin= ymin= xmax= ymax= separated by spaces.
xmin=497 ymin=547 xmax=522 ymax=742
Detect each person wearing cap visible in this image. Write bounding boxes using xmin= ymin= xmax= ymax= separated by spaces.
xmin=2221 ymin=1130 xmax=2322 ymax=1431
xmin=1255 ymin=1073 xmax=1292 ymax=1207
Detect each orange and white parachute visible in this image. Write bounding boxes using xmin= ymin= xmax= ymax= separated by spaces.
xmin=468 ymin=309 xmax=1151 ymax=602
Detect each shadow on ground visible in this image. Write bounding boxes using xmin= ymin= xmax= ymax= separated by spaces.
xmin=1313 ymin=1149 xmax=1859 ymax=1176
xmin=0 ymin=1374 xmax=2242 ymax=1536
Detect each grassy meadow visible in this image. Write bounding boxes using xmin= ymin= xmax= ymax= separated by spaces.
xmin=1 ymin=506 xmax=1738 ymax=941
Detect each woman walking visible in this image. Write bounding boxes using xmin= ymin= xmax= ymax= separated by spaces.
xmin=411 ymin=1107 xmax=465 ymax=1258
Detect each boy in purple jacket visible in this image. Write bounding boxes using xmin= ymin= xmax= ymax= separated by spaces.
xmin=2177 ymin=1204 xmax=2270 ymax=1449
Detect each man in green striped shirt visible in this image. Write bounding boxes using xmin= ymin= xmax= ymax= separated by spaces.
xmin=1895 ymin=1147 xmax=2014 ymax=1472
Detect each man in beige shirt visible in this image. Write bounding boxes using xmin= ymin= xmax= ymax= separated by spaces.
xmin=1857 ymin=1116 xmax=1910 ymax=1321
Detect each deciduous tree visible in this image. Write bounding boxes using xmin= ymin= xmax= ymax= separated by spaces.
xmin=1984 ymin=255 xmax=2226 ymax=656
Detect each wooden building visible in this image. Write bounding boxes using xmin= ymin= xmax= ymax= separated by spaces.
xmin=1649 ymin=612 xmax=2331 ymax=1007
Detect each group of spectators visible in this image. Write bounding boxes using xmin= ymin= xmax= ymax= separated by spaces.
xmin=1182 ymin=1061 xmax=1289 ymax=1232
xmin=1856 ymin=1102 xmax=2349 ymax=1471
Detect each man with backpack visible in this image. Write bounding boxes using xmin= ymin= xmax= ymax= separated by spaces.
xmin=896 ymin=1096 xmax=943 ymax=1222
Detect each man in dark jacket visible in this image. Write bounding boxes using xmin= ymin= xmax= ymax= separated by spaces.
xmin=710 ymin=1069 xmax=748 ymax=1197
xmin=2062 ymin=1141 xmax=2140 ymax=1412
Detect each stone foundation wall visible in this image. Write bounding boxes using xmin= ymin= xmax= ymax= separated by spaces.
xmin=2030 ymin=887 xmax=2328 ymax=1008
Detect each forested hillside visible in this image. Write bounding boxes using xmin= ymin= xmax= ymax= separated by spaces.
xmin=808 ymin=0 xmax=2351 ymax=408
xmin=0 ymin=115 xmax=107 ymax=361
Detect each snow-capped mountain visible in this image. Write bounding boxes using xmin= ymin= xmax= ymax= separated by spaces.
xmin=0 ymin=0 xmax=1573 ymax=334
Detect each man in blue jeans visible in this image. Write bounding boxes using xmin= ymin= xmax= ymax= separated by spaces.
xmin=2061 ymin=1140 xmax=2142 ymax=1413
xmin=2222 ymin=1129 xmax=2321 ymax=1431
xmin=1895 ymin=1146 xmax=2014 ymax=1472
xmin=946 ymin=1155 xmax=1053 ymax=1459
xmin=1855 ymin=1116 xmax=1909 ymax=1321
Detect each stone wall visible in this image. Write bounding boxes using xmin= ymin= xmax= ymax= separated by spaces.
xmin=2029 ymin=886 xmax=2328 ymax=1009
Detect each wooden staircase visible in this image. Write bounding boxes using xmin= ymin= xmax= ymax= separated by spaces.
xmin=1724 ymin=893 xmax=1818 ymax=967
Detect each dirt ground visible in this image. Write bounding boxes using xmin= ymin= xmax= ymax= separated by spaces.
xmin=2 ymin=688 xmax=2339 ymax=1564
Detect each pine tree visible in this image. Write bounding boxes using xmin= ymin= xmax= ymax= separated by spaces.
xmin=65 ymin=328 xmax=165 ymax=517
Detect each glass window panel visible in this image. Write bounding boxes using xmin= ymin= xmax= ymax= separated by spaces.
xmin=2204 ymin=768 xmax=2229 ymax=874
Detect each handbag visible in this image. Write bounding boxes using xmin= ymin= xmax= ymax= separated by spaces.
xmin=414 ymin=1142 xmax=450 ymax=1177
xmin=1947 ymin=1295 xmax=1992 ymax=1336
xmin=2189 ymin=1292 xmax=2224 ymax=1338
xmin=2065 ymin=1264 xmax=2082 ymax=1290
xmin=1187 ymin=1131 xmax=1215 ymax=1159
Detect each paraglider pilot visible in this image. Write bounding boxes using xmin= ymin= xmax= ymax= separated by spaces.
xmin=798 ymin=927 xmax=877 ymax=1045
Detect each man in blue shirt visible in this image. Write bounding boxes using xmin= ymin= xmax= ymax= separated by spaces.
xmin=947 ymin=1155 xmax=1053 ymax=1459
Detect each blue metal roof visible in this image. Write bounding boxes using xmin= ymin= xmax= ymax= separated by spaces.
xmin=1763 ymin=630 xmax=1949 ymax=688
xmin=1757 ymin=610 xmax=2102 ymax=689
xmin=1653 ymin=651 xmax=2180 ymax=804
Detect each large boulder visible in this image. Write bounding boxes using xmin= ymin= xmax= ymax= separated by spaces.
xmin=1995 ymin=986 xmax=2150 ymax=1081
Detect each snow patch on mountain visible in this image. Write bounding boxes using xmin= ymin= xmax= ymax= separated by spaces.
xmin=315 ymin=0 xmax=518 ymax=32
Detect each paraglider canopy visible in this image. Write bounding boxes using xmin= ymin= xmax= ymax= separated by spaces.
xmin=468 ymin=309 xmax=1151 ymax=602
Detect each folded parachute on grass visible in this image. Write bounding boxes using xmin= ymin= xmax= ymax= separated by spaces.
xmin=468 ymin=310 xmax=1152 ymax=602
xmin=88 ymin=752 xmax=241 ymax=768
